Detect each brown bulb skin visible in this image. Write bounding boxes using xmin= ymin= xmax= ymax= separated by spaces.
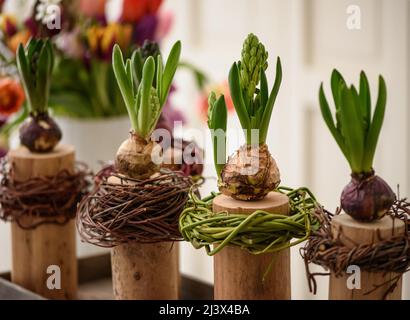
xmin=115 ymin=132 xmax=162 ymax=179
xmin=19 ymin=112 xmax=62 ymax=153
xmin=341 ymin=171 xmax=396 ymax=222
xmin=219 ymin=143 xmax=280 ymax=201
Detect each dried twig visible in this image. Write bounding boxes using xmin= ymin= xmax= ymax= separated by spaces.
xmin=0 ymin=158 xmax=92 ymax=229
xmin=301 ymin=199 xmax=410 ymax=298
xmin=77 ymin=169 xmax=192 ymax=247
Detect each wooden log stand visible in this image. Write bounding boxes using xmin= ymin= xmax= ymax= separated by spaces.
xmin=111 ymin=242 xmax=179 ymax=300
xmin=329 ymin=214 xmax=405 ymax=300
xmin=213 ymin=192 xmax=291 ymax=300
xmin=107 ymin=176 xmax=179 ymax=300
xmin=8 ymin=144 xmax=77 ymax=300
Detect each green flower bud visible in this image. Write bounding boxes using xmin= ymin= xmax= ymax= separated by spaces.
xmin=241 ymin=69 xmax=249 ymax=88
xmin=252 ymin=69 xmax=259 ymax=84
xmin=207 ymin=91 xmax=217 ymax=128
xmin=149 ymin=87 xmax=160 ymax=130
xmin=240 ymin=33 xmax=269 ymax=100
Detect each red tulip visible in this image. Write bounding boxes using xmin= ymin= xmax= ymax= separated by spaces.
xmin=121 ymin=0 xmax=162 ymax=23
xmin=0 ymin=78 xmax=25 ymax=116
xmin=147 ymin=0 xmax=162 ymax=14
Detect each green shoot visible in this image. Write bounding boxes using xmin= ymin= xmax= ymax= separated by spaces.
xmin=228 ymin=34 xmax=282 ymax=145
xmin=319 ymin=70 xmax=387 ymax=174
xmin=112 ymin=41 xmax=181 ymax=139
xmin=16 ymin=39 xmax=54 ymax=114
xmin=208 ymin=92 xmax=228 ymax=178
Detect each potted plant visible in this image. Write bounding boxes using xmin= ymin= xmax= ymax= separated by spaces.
xmin=0 ymin=0 xmax=198 ymax=170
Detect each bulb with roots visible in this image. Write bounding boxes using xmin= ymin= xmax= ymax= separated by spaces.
xmin=115 ymin=132 xmax=163 ymax=179
xmin=19 ymin=112 xmax=62 ymax=153
xmin=219 ymin=143 xmax=280 ymax=201
xmin=341 ymin=171 xmax=396 ymax=222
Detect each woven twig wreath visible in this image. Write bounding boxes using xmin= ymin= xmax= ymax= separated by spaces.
xmin=0 ymin=159 xmax=92 ymax=229
xmin=179 ymin=186 xmax=320 ymax=256
xmin=301 ymin=198 xmax=410 ymax=298
xmin=77 ymin=169 xmax=192 ymax=247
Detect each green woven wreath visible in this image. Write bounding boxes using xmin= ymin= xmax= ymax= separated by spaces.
xmin=179 ymin=186 xmax=320 ymax=256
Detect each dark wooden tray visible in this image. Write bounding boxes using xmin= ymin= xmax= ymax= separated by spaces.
xmin=0 ymin=254 xmax=213 ymax=300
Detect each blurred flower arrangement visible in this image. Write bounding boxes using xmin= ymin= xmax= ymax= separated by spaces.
xmin=0 ymin=0 xmax=207 ymax=165
xmin=0 ymin=0 xmax=187 ymax=118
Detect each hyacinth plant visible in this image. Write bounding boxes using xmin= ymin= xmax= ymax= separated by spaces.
xmin=208 ymin=33 xmax=282 ymax=201
xmin=319 ymin=70 xmax=395 ymax=221
xmin=112 ymin=41 xmax=181 ymax=179
xmin=16 ymin=38 xmax=62 ymax=153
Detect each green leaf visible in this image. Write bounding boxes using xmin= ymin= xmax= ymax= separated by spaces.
xmin=362 ymin=76 xmax=387 ymax=172
xmin=133 ymin=86 xmax=142 ymax=131
xmin=131 ymin=50 xmax=143 ymax=87
xmin=330 ymin=69 xmax=346 ymax=131
xmin=228 ymin=62 xmax=251 ymax=141
xmin=112 ymin=44 xmax=137 ymax=130
xmin=45 ymin=40 xmax=54 ymax=74
xmin=259 ymin=68 xmax=268 ymax=112
xmin=259 ymin=57 xmax=282 ymax=144
xmin=339 ymin=85 xmax=364 ymax=172
xmin=209 ymin=95 xmax=227 ymax=177
xmin=27 ymin=39 xmax=42 ymax=64
xmin=359 ymin=71 xmax=371 ymax=133
xmin=16 ymin=44 xmax=34 ymax=112
xmin=156 ymin=55 xmax=163 ymax=101
xmin=350 ymin=85 xmax=364 ymax=131
xmin=160 ymin=41 xmax=181 ymax=105
xmin=138 ymin=56 xmax=156 ymax=137
xmin=318 ymin=83 xmax=349 ymax=163
xmin=125 ymin=59 xmax=134 ymax=97
xmin=255 ymin=100 xmax=264 ymax=126
xmin=211 ymin=96 xmax=227 ymax=131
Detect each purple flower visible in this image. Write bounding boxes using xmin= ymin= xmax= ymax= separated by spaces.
xmin=0 ymin=116 xmax=8 ymax=128
xmin=134 ymin=14 xmax=158 ymax=46
xmin=0 ymin=147 xmax=7 ymax=158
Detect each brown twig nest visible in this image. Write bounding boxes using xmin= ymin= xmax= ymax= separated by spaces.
xmin=301 ymin=198 xmax=410 ymax=299
xmin=219 ymin=143 xmax=280 ymax=200
xmin=0 ymin=159 xmax=92 ymax=229
xmin=77 ymin=169 xmax=192 ymax=247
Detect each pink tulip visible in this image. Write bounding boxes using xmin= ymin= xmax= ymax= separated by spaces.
xmin=155 ymin=10 xmax=173 ymax=41
xmin=79 ymin=0 xmax=106 ymax=19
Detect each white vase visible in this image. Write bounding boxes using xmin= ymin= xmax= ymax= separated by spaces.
xmin=57 ymin=116 xmax=131 ymax=258
xmin=57 ymin=116 xmax=131 ymax=172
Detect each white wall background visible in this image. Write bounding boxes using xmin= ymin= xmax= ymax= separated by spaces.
xmin=0 ymin=0 xmax=409 ymax=300
xmin=164 ymin=0 xmax=410 ymax=299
